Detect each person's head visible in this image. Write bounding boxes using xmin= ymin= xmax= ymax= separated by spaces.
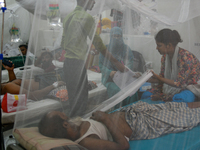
xmin=77 ymin=0 xmax=95 ymax=11
xmin=155 ymin=29 xmax=183 ymax=55
xmin=40 ymin=52 xmax=53 ymax=69
xmin=19 ymin=44 xmax=28 ymax=55
xmin=109 ymin=27 xmax=124 ymax=49
xmin=38 ymin=111 xmax=82 ymax=140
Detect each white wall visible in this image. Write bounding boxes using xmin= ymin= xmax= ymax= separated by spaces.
xmin=0 ymin=2 xmax=32 ymax=49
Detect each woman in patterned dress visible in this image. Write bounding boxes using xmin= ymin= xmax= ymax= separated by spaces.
xmin=142 ymin=28 xmax=200 ymax=102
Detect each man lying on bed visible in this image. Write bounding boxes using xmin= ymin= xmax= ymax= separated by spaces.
xmin=38 ymin=101 xmax=200 ymax=150
xmin=1 ymin=62 xmax=65 ymax=100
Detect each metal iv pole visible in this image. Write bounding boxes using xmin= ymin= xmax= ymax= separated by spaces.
xmin=1 ymin=0 xmax=7 ymax=150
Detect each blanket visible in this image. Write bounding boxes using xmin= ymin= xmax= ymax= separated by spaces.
xmin=121 ymin=101 xmax=200 ymax=140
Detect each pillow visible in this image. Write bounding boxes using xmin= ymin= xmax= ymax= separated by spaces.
xmin=13 ymin=127 xmax=88 ymax=150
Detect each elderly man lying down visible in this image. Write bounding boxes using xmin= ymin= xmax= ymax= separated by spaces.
xmin=38 ymin=101 xmax=200 ymax=150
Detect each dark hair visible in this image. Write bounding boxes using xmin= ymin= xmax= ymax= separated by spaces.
xmin=38 ymin=112 xmax=67 ymax=138
xmin=155 ymin=29 xmax=183 ymax=46
xmin=19 ymin=44 xmax=28 ymax=49
xmin=41 ymin=51 xmax=53 ymax=58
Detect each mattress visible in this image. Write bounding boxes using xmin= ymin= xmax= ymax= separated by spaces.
xmin=128 ymin=99 xmax=200 ymax=150
xmin=2 ymin=99 xmax=62 ymax=124
xmin=1 ymin=69 xmax=107 ymax=124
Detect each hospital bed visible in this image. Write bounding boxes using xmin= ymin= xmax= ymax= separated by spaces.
xmin=1 ymin=67 xmax=107 ymax=125
xmin=10 ymin=99 xmax=200 ymax=150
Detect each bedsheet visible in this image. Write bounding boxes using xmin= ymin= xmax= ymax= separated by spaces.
xmin=2 ymin=70 xmax=107 ymax=124
xmin=87 ymin=69 xmax=107 ymax=99
xmin=1 ymin=65 xmax=44 ymax=83
xmin=128 ymin=99 xmax=200 ymax=150
xmin=1 ymin=99 xmax=62 ymax=124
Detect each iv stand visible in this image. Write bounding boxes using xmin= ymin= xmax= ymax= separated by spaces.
xmin=0 ymin=0 xmax=6 ymax=94
xmin=1 ymin=1 xmax=7 ymax=150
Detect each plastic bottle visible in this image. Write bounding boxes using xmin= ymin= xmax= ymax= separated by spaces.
xmin=46 ymin=0 xmax=61 ymax=27
xmin=6 ymin=135 xmax=16 ymax=150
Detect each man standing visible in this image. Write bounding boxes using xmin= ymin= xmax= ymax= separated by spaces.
xmin=61 ymin=0 xmax=125 ymax=117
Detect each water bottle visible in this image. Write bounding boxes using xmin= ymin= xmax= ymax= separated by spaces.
xmin=6 ymin=135 xmax=16 ymax=150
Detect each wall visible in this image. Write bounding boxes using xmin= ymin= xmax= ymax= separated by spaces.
xmin=0 ymin=2 xmax=32 ymax=49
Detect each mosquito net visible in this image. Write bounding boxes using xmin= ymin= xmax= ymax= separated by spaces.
xmin=4 ymin=0 xmax=199 ymax=148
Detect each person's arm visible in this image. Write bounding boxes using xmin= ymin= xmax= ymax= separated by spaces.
xmin=98 ymin=53 xmax=116 ymax=85
xmin=93 ymin=34 xmax=126 ymax=72
xmin=151 ymin=71 xmax=176 ymax=87
xmin=150 ymin=55 xmax=176 ymax=87
xmin=3 ymin=63 xmax=16 ymax=81
xmin=126 ymin=46 xmax=134 ymax=70
xmin=174 ymin=50 xmax=200 ymax=87
xmin=22 ymin=81 xmax=65 ymax=100
xmin=147 ymin=77 xmax=160 ymax=83
xmin=79 ymin=111 xmax=129 ymax=150
xmin=187 ymin=102 xmax=200 ymax=109
xmin=101 ymin=49 xmax=126 ymax=72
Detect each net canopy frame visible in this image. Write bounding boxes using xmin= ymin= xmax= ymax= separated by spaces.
xmin=1 ymin=0 xmax=200 ymax=149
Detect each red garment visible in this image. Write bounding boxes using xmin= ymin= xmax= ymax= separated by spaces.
xmin=59 ymin=50 xmax=66 ymax=62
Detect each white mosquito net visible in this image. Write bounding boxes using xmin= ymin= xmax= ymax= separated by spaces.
xmin=1 ymin=0 xmax=199 ymax=148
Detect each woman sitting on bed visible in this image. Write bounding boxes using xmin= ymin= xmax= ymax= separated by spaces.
xmin=99 ymin=27 xmax=138 ymax=108
xmin=1 ymin=62 xmax=65 ymax=100
xmin=142 ymin=28 xmax=200 ymax=102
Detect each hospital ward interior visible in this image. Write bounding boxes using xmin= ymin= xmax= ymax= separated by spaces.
xmin=1 ymin=0 xmax=200 ymax=150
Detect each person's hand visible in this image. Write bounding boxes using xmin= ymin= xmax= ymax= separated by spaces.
xmin=89 ymin=44 xmax=99 ymax=55
xmin=147 ymin=76 xmax=158 ymax=83
xmin=110 ymin=71 xmax=116 ymax=78
xmin=90 ymin=111 xmax=109 ymax=123
xmin=151 ymin=70 xmax=160 ymax=79
xmin=133 ymin=72 xmax=142 ymax=78
xmin=150 ymin=94 xmax=161 ymax=101
xmin=2 ymin=61 xmax=14 ymax=71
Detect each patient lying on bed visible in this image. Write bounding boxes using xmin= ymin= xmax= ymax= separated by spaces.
xmin=1 ymin=63 xmax=65 ymax=100
xmin=38 ymin=101 xmax=200 ymax=150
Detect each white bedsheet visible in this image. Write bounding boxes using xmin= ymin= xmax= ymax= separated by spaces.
xmin=2 ymin=70 xmax=107 ymax=124
xmin=87 ymin=69 xmax=107 ymax=98
xmin=1 ymin=65 xmax=44 ymax=83
xmin=1 ymin=99 xmax=62 ymax=124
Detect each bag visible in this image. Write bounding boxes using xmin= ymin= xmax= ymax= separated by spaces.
xmin=88 ymin=81 xmax=98 ymax=91
xmin=48 ymin=85 xmax=68 ymax=102
xmin=1 ymin=93 xmax=27 ymax=113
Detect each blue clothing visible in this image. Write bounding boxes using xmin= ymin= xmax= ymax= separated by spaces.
xmin=172 ymin=90 xmax=195 ymax=103
xmin=99 ymin=27 xmax=134 ymax=85
xmin=142 ymin=90 xmax=195 ymax=104
xmin=99 ymin=27 xmax=137 ymax=108
xmin=141 ymin=91 xmax=152 ymax=99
